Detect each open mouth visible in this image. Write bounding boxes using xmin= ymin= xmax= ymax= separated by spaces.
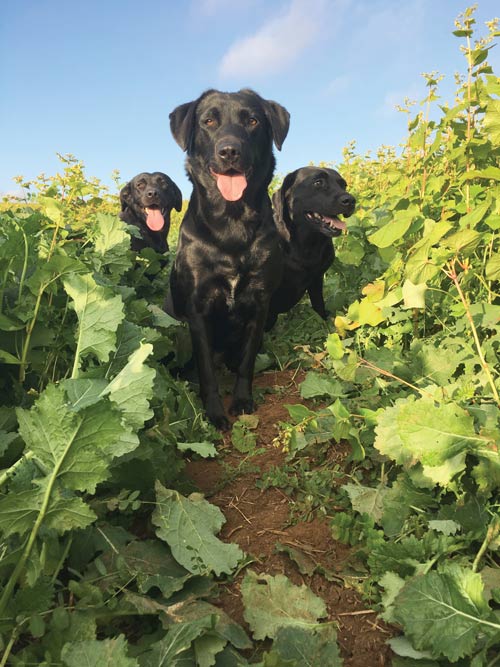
xmin=210 ymin=168 xmax=248 ymax=202
xmin=144 ymin=205 xmax=165 ymax=231
xmin=305 ymin=211 xmax=347 ymax=237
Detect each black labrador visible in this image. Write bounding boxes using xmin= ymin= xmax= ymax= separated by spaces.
xmin=167 ymin=88 xmax=290 ymax=429
xmin=266 ymin=166 xmax=356 ymax=330
xmin=120 ymin=172 xmax=182 ymax=253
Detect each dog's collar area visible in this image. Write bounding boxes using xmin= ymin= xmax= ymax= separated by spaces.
xmin=305 ymin=211 xmax=347 ymax=237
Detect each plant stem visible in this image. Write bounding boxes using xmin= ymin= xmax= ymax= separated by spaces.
xmin=19 ymin=285 xmax=45 ymax=383
xmin=447 ymin=263 xmax=500 ymax=407
xmin=472 ymin=516 xmax=500 ymax=573
xmin=0 ymin=452 xmax=34 ymax=489
xmin=0 ymin=626 xmax=19 ymax=667
xmin=0 ymin=423 xmax=81 ymax=616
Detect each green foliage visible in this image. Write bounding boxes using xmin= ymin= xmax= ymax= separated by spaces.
xmin=1 ymin=7 xmax=500 ymax=665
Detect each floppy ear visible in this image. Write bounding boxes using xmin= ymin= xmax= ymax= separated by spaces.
xmin=272 ymin=170 xmax=297 ymax=242
xmin=119 ymin=182 xmax=133 ymax=212
xmin=169 ymin=100 xmax=198 ymax=152
xmin=171 ymin=181 xmax=183 ymax=212
xmin=262 ymin=99 xmax=290 ymax=151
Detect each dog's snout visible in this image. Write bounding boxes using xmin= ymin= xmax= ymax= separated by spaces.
xmin=146 ymin=188 xmax=158 ymax=199
xmin=217 ymin=140 xmax=242 ymax=163
xmin=340 ymin=193 xmax=355 ymax=208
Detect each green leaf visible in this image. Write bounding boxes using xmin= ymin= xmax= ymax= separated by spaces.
xmin=17 ymin=384 xmax=133 ymax=494
xmin=393 ymin=566 xmax=500 ymax=662
xmin=368 ymin=210 xmax=417 ymax=248
xmin=63 ymin=272 xmax=125 ymax=372
xmin=241 ymin=570 xmax=327 ymax=640
xmin=374 ymin=397 xmax=492 ymax=485
xmin=402 ymin=279 xmax=427 ymax=309
xmin=485 ymin=252 xmax=500 ymax=280
xmin=272 ymin=625 xmax=343 ymax=666
xmin=62 ymin=635 xmax=138 ymax=667
xmin=141 ymin=617 xmax=214 ymax=667
xmin=343 ymin=483 xmax=388 ymax=523
xmin=153 ymin=482 xmax=243 ymax=576
xmin=325 ymin=332 xmax=344 ymax=359
xmin=483 ymin=98 xmax=500 ymax=144
xmin=100 ymin=342 xmax=155 ymax=430
xmin=91 ymin=213 xmax=132 ymax=277
xmin=299 ymin=371 xmax=344 ymax=399
xmin=177 ymin=441 xmax=218 ymax=458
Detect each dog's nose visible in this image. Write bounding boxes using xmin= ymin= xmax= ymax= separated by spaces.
xmin=217 ymin=141 xmax=242 ymax=162
xmin=146 ymin=188 xmax=158 ymax=199
xmin=340 ymin=193 xmax=355 ymax=208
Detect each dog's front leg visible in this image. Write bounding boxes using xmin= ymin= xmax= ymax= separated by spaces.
xmin=307 ymin=275 xmax=328 ymax=320
xmin=229 ymin=303 xmax=267 ymax=416
xmin=188 ymin=312 xmax=229 ymax=431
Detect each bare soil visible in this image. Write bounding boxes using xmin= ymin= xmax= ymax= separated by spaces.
xmin=185 ymin=369 xmax=394 ymax=666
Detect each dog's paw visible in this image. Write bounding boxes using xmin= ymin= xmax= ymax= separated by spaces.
xmin=205 ymin=396 xmax=230 ymax=431
xmin=229 ymin=397 xmax=255 ymax=416
xmin=209 ymin=413 xmax=231 ymax=431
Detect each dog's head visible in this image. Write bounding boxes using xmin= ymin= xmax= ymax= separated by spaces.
xmin=119 ymin=172 xmax=182 ymax=233
xmin=169 ymin=89 xmax=290 ymax=203
xmin=272 ymin=167 xmax=356 ymax=241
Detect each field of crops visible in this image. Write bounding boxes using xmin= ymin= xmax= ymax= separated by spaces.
xmin=0 ymin=7 xmax=499 ymax=666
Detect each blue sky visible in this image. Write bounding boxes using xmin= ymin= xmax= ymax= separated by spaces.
xmin=1 ymin=0 xmax=499 ymax=199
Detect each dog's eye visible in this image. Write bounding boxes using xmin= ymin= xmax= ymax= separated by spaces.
xmin=313 ymin=179 xmax=323 ymax=187
xmin=248 ymin=117 xmax=258 ymax=127
xmin=136 ymin=181 xmax=146 ymax=189
xmin=204 ymin=118 xmax=216 ymax=127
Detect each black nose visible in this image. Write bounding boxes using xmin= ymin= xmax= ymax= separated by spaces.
xmin=146 ymin=188 xmax=158 ymax=198
xmin=217 ymin=141 xmax=242 ymax=162
xmin=340 ymin=193 xmax=355 ymax=208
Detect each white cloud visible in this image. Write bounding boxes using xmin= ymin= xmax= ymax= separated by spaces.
xmin=218 ymin=0 xmax=336 ymax=79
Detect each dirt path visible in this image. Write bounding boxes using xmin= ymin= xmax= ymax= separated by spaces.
xmin=185 ymin=369 xmax=394 ymax=666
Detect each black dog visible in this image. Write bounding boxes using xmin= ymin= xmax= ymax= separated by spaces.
xmin=266 ymin=166 xmax=356 ymax=330
xmin=120 ymin=172 xmax=182 ymax=253
xmin=167 ymin=89 xmax=290 ymax=429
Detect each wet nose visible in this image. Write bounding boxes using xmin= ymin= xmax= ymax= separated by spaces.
xmin=217 ymin=140 xmax=242 ymax=162
xmin=146 ymin=188 xmax=158 ymax=199
xmin=340 ymin=193 xmax=355 ymax=208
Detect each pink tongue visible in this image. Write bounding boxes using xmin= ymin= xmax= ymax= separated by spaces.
xmin=216 ymin=173 xmax=247 ymax=201
xmin=146 ymin=208 xmax=165 ymax=231
xmin=325 ymin=216 xmax=347 ymax=231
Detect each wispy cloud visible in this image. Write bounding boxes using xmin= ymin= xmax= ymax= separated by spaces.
xmin=218 ymin=0 xmax=335 ymax=79
xmin=192 ymin=0 xmax=257 ymax=17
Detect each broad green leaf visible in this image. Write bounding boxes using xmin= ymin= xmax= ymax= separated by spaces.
xmin=241 ymin=570 xmax=327 ymax=640
xmin=343 ymin=483 xmax=388 ymax=523
xmin=17 ymin=384 xmax=133 ymax=494
xmin=483 ymin=99 xmax=500 ymax=144
xmin=374 ymin=397 xmax=493 ymax=485
xmin=177 ymin=441 xmax=218 ymax=457
xmin=63 ymin=378 xmax=108 ymax=411
xmin=442 ymin=228 xmax=482 ymax=254
xmin=299 ymin=371 xmax=344 ymax=399
xmin=194 ymin=635 xmax=227 ymax=667
xmin=368 ymin=210 xmax=416 ymax=248
xmin=272 ymin=625 xmax=343 ymax=666
xmin=91 ymin=213 xmax=132 ymax=277
xmin=62 ymin=635 xmax=138 ymax=667
xmin=141 ymin=617 xmax=214 ymax=667
xmin=63 ymin=272 xmax=125 ymax=371
xmin=402 ymin=279 xmax=427 ymax=309
xmin=100 ymin=342 xmax=155 ymax=429
xmin=153 ymin=482 xmax=243 ymax=576
xmin=393 ymin=566 xmax=500 ymax=661
xmin=485 ymin=252 xmax=500 ymax=280
xmin=325 ymin=332 xmax=344 ymax=359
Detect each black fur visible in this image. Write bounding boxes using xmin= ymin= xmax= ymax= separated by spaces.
xmin=266 ymin=166 xmax=355 ymax=330
xmin=120 ymin=172 xmax=182 ymax=253
xmin=166 ymin=89 xmax=290 ymax=429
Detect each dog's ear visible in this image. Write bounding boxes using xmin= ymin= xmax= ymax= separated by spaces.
xmin=169 ymin=100 xmax=198 ymax=152
xmin=119 ymin=182 xmax=133 ymax=212
xmin=262 ymin=99 xmax=290 ymax=151
xmin=171 ymin=181 xmax=183 ymax=212
xmin=272 ymin=170 xmax=297 ymax=242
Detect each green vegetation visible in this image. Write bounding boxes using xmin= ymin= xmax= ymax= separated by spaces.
xmin=0 ymin=6 xmax=499 ymax=666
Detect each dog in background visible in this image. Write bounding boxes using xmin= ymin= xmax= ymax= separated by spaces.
xmin=167 ymin=88 xmax=290 ymax=429
xmin=120 ymin=172 xmax=182 ymax=253
xmin=266 ymin=166 xmax=356 ymax=331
